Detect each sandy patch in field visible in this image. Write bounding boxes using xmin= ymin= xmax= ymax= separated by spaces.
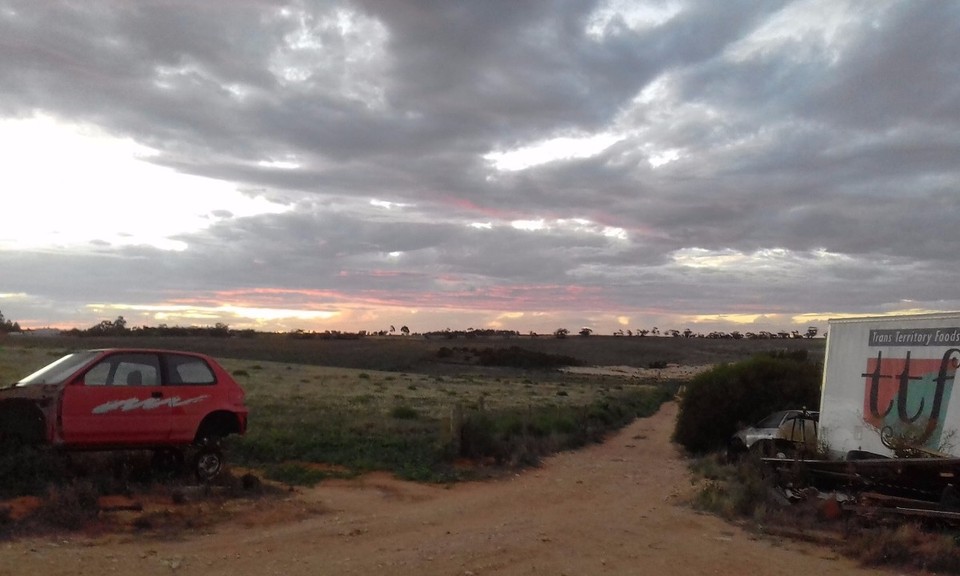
xmin=560 ymin=363 xmax=712 ymax=380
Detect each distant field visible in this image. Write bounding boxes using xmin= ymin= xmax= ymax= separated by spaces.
xmin=0 ymin=332 xmax=825 ymax=379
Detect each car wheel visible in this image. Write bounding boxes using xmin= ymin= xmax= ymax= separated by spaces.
xmin=750 ymin=439 xmax=775 ymax=458
xmin=194 ymin=444 xmax=224 ymax=482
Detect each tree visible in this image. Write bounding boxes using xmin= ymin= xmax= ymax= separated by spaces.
xmin=579 ymin=327 xmax=593 ymax=337
xmin=400 ymin=325 xmax=410 ymax=335
xmin=805 ymin=326 xmax=819 ymax=339
xmin=0 ymin=309 xmax=20 ymax=333
xmin=554 ymin=328 xmax=569 ymax=339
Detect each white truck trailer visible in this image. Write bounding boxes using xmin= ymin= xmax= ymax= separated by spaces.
xmin=819 ymin=312 xmax=960 ymax=459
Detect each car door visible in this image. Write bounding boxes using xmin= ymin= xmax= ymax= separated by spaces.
xmin=60 ymin=352 xmax=171 ymax=446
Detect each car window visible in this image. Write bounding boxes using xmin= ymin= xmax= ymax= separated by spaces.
xmin=755 ymin=411 xmax=789 ymax=429
xmin=83 ymin=353 xmax=160 ymax=386
xmin=163 ymin=354 xmax=216 ymax=385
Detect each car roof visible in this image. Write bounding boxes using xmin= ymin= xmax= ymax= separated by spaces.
xmin=84 ymin=348 xmax=211 ymax=355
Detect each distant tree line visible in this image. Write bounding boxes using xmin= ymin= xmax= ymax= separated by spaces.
xmin=422 ymin=328 xmax=521 ymax=339
xmin=0 ymin=310 xmax=21 ymax=333
xmin=3 ymin=311 xmax=822 ymax=341
xmin=558 ymin=326 xmax=821 ymax=339
xmin=59 ymin=317 xmax=235 ymax=338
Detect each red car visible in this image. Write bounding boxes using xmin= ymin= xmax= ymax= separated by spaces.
xmin=0 ymin=348 xmax=248 ymax=480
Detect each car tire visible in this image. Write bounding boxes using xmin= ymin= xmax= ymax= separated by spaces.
xmin=750 ymin=439 xmax=776 ymax=458
xmin=193 ymin=443 xmax=224 ymax=482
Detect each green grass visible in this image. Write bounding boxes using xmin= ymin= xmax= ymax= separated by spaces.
xmin=227 ymin=379 xmax=678 ymax=482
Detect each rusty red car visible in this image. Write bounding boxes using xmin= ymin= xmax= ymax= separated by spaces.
xmin=0 ymin=348 xmax=248 ymax=480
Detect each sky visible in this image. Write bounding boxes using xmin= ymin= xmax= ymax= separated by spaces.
xmin=1 ymin=0 xmax=958 ymax=336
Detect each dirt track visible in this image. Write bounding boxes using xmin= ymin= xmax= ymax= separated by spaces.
xmin=0 ymin=402 xmax=889 ymax=576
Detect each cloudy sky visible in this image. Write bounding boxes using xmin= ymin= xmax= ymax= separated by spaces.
xmin=1 ymin=0 xmax=958 ymax=336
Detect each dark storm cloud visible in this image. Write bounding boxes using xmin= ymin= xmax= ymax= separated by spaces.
xmin=2 ymin=0 xmax=959 ymax=332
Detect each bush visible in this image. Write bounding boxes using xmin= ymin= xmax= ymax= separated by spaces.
xmin=673 ymin=354 xmax=821 ymax=454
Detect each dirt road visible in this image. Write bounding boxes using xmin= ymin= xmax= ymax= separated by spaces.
xmin=0 ymin=402 xmax=887 ymax=576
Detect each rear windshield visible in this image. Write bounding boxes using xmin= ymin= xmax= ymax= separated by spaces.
xmin=16 ymin=351 xmax=101 ymax=386
xmin=164 ymin=354 xmax=216 ymax=385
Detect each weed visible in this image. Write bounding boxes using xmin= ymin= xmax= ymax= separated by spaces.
xmin=265 ymin=463 xmax=339 ymax=486
xmin=390 ymin=406 xmax=419 ymax=420
xmin=689 ymin=455 xmax=777 ymax=520
xmin=37 ymin=481 xmax=100 ymax=530
xmin=848 ymin=524 xmax=960 ymax=573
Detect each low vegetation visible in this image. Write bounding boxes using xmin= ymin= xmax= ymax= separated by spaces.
xmin=224 ymin=358 xmax=677 ymax=483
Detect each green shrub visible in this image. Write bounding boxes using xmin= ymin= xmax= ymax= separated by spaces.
xmin=673 ymin=355 xmax=821 ymax=454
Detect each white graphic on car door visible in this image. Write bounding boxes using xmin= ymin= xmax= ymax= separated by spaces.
xmin=92 ymin=395 xmax=210 ymax=414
